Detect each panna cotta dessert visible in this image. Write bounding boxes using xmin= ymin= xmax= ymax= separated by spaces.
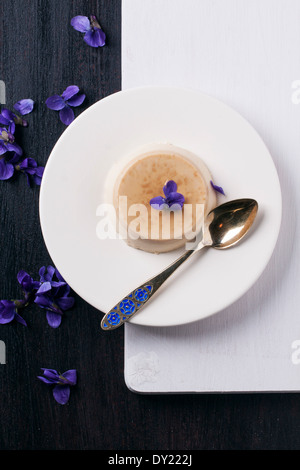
xmin=104 ymin=143 xmax=217 ymax=253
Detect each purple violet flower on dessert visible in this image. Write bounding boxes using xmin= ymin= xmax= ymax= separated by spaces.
xmin=210 ymin=180 xmax=225 ymax=196
xmin=34 ymin=266 xmax=75 ymax=328
xmin=0 ymin=108 xmax=28 ymax=134
xmin=0 ymin=127 xmax=23 ymax=156
xmin=150 ymin=180 xmax=185 ymax=209
xmin=71 ymin=15 xmax=106 ymax=48
xmin=0 ymin=299 xmax=27 ymax=326
xmin=13 ymin=99 xmax=34 ymax=116
xmin=15 ymin=157 xmax=44 ymax=186
xmin=37 ymin=368 xmax=77 ymax=405
xmin=46 ymin=85 xmax=86 ymax=126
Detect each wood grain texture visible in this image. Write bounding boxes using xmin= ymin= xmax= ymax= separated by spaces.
xmin=0 ymin=0 xmax=300 ymax=452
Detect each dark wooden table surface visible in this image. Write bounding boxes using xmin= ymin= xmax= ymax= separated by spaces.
xmin=0 ymin=0 xmax=300 ymax=452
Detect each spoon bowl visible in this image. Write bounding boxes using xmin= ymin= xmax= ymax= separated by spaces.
xmin=206 ymin=198 xmax=258 ymax=249
xmin=101 ymin=198 xmax=258 ymax=330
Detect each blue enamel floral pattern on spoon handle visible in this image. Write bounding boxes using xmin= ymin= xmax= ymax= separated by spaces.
xmin=100 ymin=249 xmax=196 ymax=330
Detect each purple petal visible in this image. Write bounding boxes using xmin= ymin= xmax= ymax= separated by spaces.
xmin=167 ymin=192 xmax=185 ymax=208
xmin=61 ymin=85 xmax=79 ymax=101
xmin=39 ymin=265 xmax=55 ymax=282
xmin=0 ymin=300 xmax=16 ymax=323
xmin=62 ymin=369 xmax=77 ymax=386
xmin=84 ymin=28 xmax=105 ymax=48
xmin=13 ymin=99 xmax=34 ymax=116
xmin=1 ymin=299 xmax=15 ymax=308
xmin=0 ymin=158 xmax=14 ymax=180
xmin=0 ymin=142 xmax=7 ymax=155
xmin=45 ymin=95 xmax=65 ymax=111
xmin=35 ymin=166 xmax=44 ymax=177
xmin=37 ymin=375 xmax=54 ymax=384
xmin=24 ymin=173 xmax=31 ymax=187
xmin=56 ymin=296 xmax=75 ymax=311
xmin=53 ymin=384 xmax=70 ymax=405
xmin=14 ymin=312 xmax=27 ymax=326
xmin=36 ymin=281 xmax=52 ymax=294
xmin=46 ymin=265 xmax=56 ymax=281
xmin=1 ymin=108 xmax=15 ymax=121
xmin=210 ymin=180 xmax=225 ymax=196
xmin=32 ymin=167 xmax=44 ymax=185
xmin=17 ymin=270 xmax=29 ymax=285
xmin=59 ymin=106 xmax=74 ymax=126
xmin=34 ymin=295 xmax=53 ymax=310
xmin=39 ymin=266 xmax=46 ymax=278
xmin=9 ymin=152 xmax=21 ymax=164
xmin=6 ymin=142 xmax=23 ymax=156
xmin=150 ymin=196 xmax=166 ymax=209
xmin=8 ymin=122 xmax=16 ymax=134
xmin=50 ymin=281 xmax=67 ymax=288
xmin=46 ymin=311 xmax=62 ymax=328
xmin=18 ymin=157 xmax=38 ymax=173
xmin=70 ymin=15 xmax=91 ymax=33
xmin=55 ymin=269 xmax=65 ymax=282
xmin=0 ymin=116 xmax=9 ymax=126
xmin=163 ymin=180 xmax=177 ymax=197
xmin=66 ymin=93 xmax=86 ymax=108
xmin=97 ymin=28 xmax=106 ymax=46
xmin=41 ymin=368 xmax=59 ymax=381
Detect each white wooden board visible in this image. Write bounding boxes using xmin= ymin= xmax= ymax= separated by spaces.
xmin=122 ymin=0 xmax=300 ymax=393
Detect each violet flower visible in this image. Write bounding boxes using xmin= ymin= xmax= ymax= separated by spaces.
xmin=13 ymin=99 xmax=34 ymax=116
xmin=0 ymin=299 xmax=27 ymax=326
xmin=15 ymin=157 xmax=44 ymax=186
xmin=0 ymin=127 xmax=23 ymax=156
xmin=150 ymin=180 xmax=185 ymax=209
xmin=0 ymin=153 xmax=44 ymax=186
xmin=71 ymin=15 xmax=106 ymax=48
xmin=210 ymin=180 xmax=225 ymax=196
xmin=37 ymin=368 xmax=77 ymax=405
xmin=45 ymin=85 xmax=86 ymax=126
xmin=34 ymin=266 xmax=75 ymax=328
xmin=0 ymin=108 xmax=28 ymax=134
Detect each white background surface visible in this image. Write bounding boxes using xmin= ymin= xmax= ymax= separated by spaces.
xmin=123 ymin=0 xmax=300 ymax=392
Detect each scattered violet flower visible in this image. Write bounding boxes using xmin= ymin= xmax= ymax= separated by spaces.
xmin=0 ymin=127 xmax=23 ymax=156
xmin=13 ymin=99 xmax=34 ymax=116
xmin=37 ymin=368 xmax=77 ymax=405
xmin=15 ymin=157 xmax=44 ymax=186
xmin=150 ymin=180 xmax=185 ymax=209
xmin=210 ymin=180 xmax=225 ymax=196
xmin=71 ymin=15 xmax=106 ymax=48
xmin=0 ymin=299 xmax=27 ymax=326
xmin=45 ymin=85 xmax=86 ymax=126
xmin=34 ymin=266 xmax=75 ymax=328
xmin=0 ymin=108 xmax=28 ymax=134
xmin=0 ymin=266 xmax=74 ymax=328
xmin=0 ymin=152 xmax=43 ymax=186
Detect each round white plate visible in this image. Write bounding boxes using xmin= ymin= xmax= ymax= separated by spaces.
xmin=39 ymin=86 xmax=282 ymax=327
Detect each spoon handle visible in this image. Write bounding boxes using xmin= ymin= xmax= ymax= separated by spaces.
xmin=101 ymin=247 xmax=199 ymax=331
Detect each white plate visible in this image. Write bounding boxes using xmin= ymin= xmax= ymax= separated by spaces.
xmin=39 ymin=86 xmax=282 ymax=327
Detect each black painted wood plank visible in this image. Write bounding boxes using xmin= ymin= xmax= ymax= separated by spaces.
xmin=1 ymin=0 xmax=300 ymax=452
